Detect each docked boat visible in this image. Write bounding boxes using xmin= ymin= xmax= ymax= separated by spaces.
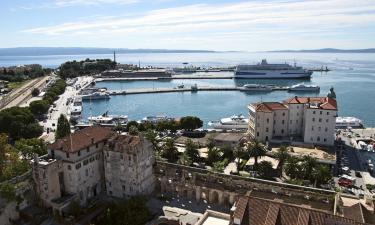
xmin=81 ymin=92 xmax=110 ymax=100
xmin=208 ymin=115 xmax=249 ymax=130
xmin=68 ymin=97 xmax=82 ymax=122
xmin=141 ymin=115 xmax=171 ymax=124
xmin=88 ymin=113 xmax=128 ymax=126
xmin=335 ymin=117 xmax=363 ymax=129
xmin=288 ymin=83 xmax=320 ymax=92
xmin=241 ymin=84 xmax=273 ymax=91
xmin=234 ymin=59 xmax=312 ymax=79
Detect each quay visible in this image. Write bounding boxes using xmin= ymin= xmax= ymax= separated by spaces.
xmin=95 ymin=74 xmax=234 ymax=82
xmin=108 ymin=85 xmax=290 ymax=95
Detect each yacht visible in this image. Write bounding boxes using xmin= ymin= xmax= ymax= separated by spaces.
xmin=208 ymin=115 xmax=249 ymax=130
xmin=81 ymin=92 xmax=110 ymax=100
xmin=68 ymin=97 xmax=82 ymax=122
xmin=88 ymin=113 xmax=128 ymax=126
xmin=288 ymin=83 xmax=320 ymax=92
xmin=241 ymin=84 xmax=273 ymax=91
xmin=336 ymin=117 xmax=363 ymax=129
xmin=234 ymin=59 xmax=312 ymax=79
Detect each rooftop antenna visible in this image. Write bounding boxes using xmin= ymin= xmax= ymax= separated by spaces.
xmin=113 ymin=51 xmax=116 ymax=63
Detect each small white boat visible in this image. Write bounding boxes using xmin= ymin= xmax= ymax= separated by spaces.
xmin=241 ymin=84 xmax=273 ymax=91
xmin=288 ymin=83 xmax=320 ymax=92
xmin=208 ymin=114 xmax=249 ymax=130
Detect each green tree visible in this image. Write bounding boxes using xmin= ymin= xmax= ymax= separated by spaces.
xmin=212 ymin=158 xmax=228 ymax=173
xmin=284 ymin=156 xmax=302 ymax=179
xmin=31 ymin=88 xmax=40 ymax=97
xmin=0 ymin=107 xmax=43 ymax=140
xmin=0 ymin=183 xmax=16 ymax=201
xmin=55 ymin=114 xmax=71 ymax=139
xmin=29 ymin=100 xmax=50 ymax=116
xmin=128 ymin=125 xmax=139 ymax=135
xmin=15 ymin=138 xmax=47 ymax=160
xmin=206 ymin=147 xmax=221 ymax=166
xmin=179 ymin=116 xmax=203 ymax=130
xmin=256 ymin=161 xmax=274 ymax=179
xmin=247 ymin=139 xmax=266 ymax=168
xmin=144 ymin=129 xmax=160 ymax=152
xmin=178 ymin=152 xmax=192 ymax=166
xmin=274 ymin=146 xmax=289 ymax=176
xmin=185 ymin=139 xmax=200 ymax=162
xmin=0 ymin=134 xmax=9 ymax=178
xmin=126 ymin=121 xmax=139 ymax=131
xmin=301 ymin=155 xmax=317 ymax=180
xmin=233 ymin=145 xmax=245 ymax=172
xmin=312 ymin=165 xmax=332 ymax=187
xmin=162 ymin=138 xmax=179 ymax=163
xmin=221 ymin=145 xmax=234 ymax=161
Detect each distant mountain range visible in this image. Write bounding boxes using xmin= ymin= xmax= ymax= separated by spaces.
xmin=269 ymin=48 xmax=375 ymax=53
xmin=0 ymin=47 xmax=216 ymax=56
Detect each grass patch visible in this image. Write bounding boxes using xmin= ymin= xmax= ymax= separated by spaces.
xmin=8 ymin=81 xmax=27 ymax=89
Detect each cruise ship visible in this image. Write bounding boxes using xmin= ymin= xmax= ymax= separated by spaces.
xmin=234 ymin=59 xmax=312 ymax=79
xmin=208 ymin=115 xmax=249 ymax=130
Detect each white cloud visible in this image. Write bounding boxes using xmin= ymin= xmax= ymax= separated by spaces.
xmin=21 ymin=0 xmax=375 ymax=50
xmin=54 ymin=0 xmax=139 ymax=7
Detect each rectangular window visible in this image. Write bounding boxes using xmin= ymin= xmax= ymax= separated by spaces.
xmin=324 ymin=138 xmax=327 ymax=142
xmin=266 ymin=118 xmax=269 ymax=123
xmin=327 ymin=112 xmax=330 ymax=115
xmin=313 ymin=111 xmax=316 ymax=114
xmin=66 ymin=153 xmax=70 ymax=158
xmin=290 ymin=120 xmax=292 ymax=124
xmin=319 ymin=118 xmax=322 ymax=122
xmin=266 ymin=128 xmax=269 ymax=132
xmin=83 ymin=159 xmax=88 ymax=166
xmin=68 ymin=165 xmax=71 ymax=170
xmin=78 ymin=151 xmax=81 ymax=156
xmin=282 ymin=120 xmax=285 ymax=124
xmin=96 ymin=143 xmax=98 ymax=148
xmin=311 ymin=126 xmax=314 ymax=131
xmin=75 ymin=163 xmax=81 ymax=170
xmin=325 ymin=127 xmax=328 ymax=132
xmin=320 ymin=111 xmax=322 ymax=115
xmin=87 ymin=147 xmax=90 ymax=153
xmin=326 ymin=119 xmax=329 ymax=123
xmin=312 ymin=118 xmax=315 ymax=122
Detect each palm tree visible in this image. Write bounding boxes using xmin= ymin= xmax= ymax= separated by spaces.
xmin=312 ymin=165 xmax=332 ymax=187
xmin=274 ymin=145 xmax=289 ymax=177
xmin=301 ymin=155 xmax=317 ymax=180
xmin=247 ymin=139 xmax=266 ymax=169
xmin=185 ymin=139 xmax=200 ymax=162
xmin=178 ymin=152 xmax=192 ymax=166
xmin=256 ymin=161 xmax=274 ymax=180
xmin=233 ymin=144 xmax=245 ymax=172
xmin=144 ymin=129 xmax=160 ymax=152
xmin=161 ymin=138 xmax=179 ymax=163
xmin=284 ymin=156 xmax=302 ymax=179
xmin=206 ymin=147 xmax=221 ymax=166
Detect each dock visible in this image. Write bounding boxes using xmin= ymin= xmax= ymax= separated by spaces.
xmin=108 ymin=85 xmax=291 ymax=96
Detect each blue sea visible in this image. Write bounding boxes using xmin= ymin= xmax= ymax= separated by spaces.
xmin=1 ymin=52 xmax=374 ymax=127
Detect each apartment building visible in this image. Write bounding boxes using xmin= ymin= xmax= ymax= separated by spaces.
xmin=32 ymin=126 xmax=155 ymax=215
xmin=248 ymin=96 xmax=337 ymax=146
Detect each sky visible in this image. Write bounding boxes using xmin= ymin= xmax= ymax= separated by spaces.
xmin=1 ymin=0 xmax=375 ymax=51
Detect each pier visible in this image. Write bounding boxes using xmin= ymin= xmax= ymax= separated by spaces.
xmin=107 ymin=85 xmax=291 ymax=96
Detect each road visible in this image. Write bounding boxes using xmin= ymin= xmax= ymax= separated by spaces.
xmin=40 ymin=76 xmax=93 ymax=143
xmin=0 ymin=76 xmax=50 ymax=110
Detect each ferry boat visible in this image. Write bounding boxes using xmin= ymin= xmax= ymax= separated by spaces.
xmin=241 ymin=84 xmax=273 ymax=91
xmin=288 ymin=83 xmax=320 ymax=92
xmin=141 ymin=115 xmax=169 ymax=124
xmin=335 ymin=117 xmax=363 ymax=129
xmin=208 ymin=115 xmax=249 ymax=130
xmin=88 ymin=113 xmax=128 ymax=126
xmin=234 ymin=59 xmax=312 ymax=79
xmin=81 ymin=92 xmax=110 ymax=100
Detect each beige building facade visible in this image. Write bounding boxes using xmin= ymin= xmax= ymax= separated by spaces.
xmin=32 ymin=126 xmax=155 ymax=214
xmin=248 ymin=97 xmax=338 ymax=146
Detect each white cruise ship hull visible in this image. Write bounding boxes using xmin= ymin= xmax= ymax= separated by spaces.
xmin=234 ymin=70 xmax=312 ymax=79
xmin=207 ymin=122 xmax=248 ymax=130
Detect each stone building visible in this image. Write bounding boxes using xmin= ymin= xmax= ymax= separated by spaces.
xmin=104 ymin=134 xmax=155 ymax=198
xmin=32 ymin=126 xmax=154 ymax=214
xmin=248 ymin=96 xmax=337 ymax=146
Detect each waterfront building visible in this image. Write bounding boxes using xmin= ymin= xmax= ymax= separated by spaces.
xmin=248 ymin=96 xmax=338 ymax=146
xmin=32 ymin=126 xmax=154 ymax=214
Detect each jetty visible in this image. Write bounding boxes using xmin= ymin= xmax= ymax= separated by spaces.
xmin=107 ymin=85 xmax=293 ymax=96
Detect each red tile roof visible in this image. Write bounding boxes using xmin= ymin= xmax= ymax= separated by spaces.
xmin=106 ymin=134 xmax=142 ymax=152
xmin=234 ymin=196 xmax=368 ymax=225
xmin=49 ymin=126 xmax=113 ymax=153
xmin=252 ymin=102 xmax=288 ymax=112
xmin=283 ymin=96 xmax=337 ymax=110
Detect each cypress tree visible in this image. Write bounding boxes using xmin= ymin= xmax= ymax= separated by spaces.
xmin=55 ymin=114 xmax=71 ymax=140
